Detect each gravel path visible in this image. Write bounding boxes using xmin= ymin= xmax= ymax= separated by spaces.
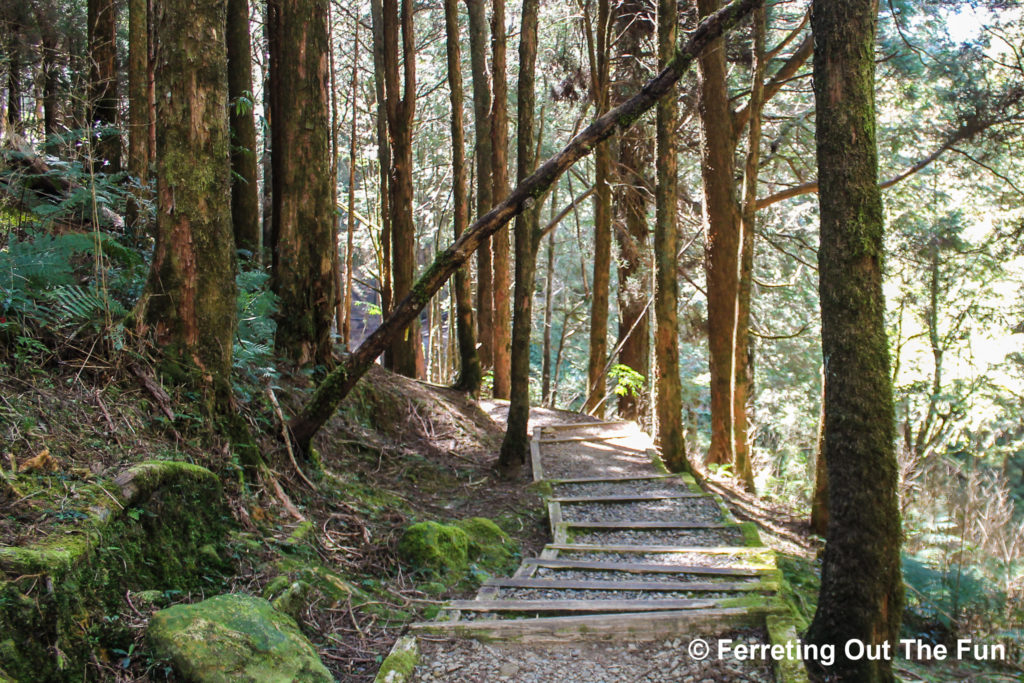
xmin=559 ymin=550 xmax=768 ymax=568
xmin=495 ymin=587 xmax=740 ymax=601
xmin=541 ymin=441 xmax=653 ymax=479
xmin=562 ymin=499 xmax=723 ymax=523
xmin=413 ymin=632 xmax=776 ymax=682
xmin=573 ymin=527 xmax=745 ymax=547
xmin=553 ymin=480 xmax=693 ymax=498
xmin=532 ymin=567 xmax=762 ymax=584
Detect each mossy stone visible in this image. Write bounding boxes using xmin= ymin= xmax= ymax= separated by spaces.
xmin=456 ymin=517 xmax=517 ymax=569
xmin=147 ymin=594 xmax=332 ymax=683
xmin=396 ymin=521 xmax=470 ymax=580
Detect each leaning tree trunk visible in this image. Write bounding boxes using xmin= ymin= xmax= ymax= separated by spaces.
xmin=382 ymin=0 xmax=420 ymax=377
xmin=227 ymin=0 xmax=261 ymax=256
xmin=465 ymin=0 xmax=495 ymax=372
xmin=805 ymin=1 xmax=903 ymax=680
xmin=490 ymin=0 xmax=512 ymax=399
xmin=653 ymin=0 xmax=689 ymax=473
xmin=444 ymin=0 xmax=482 ymax=392
xmin=146 ymin=0 xmax=236 ymax=416
xmin=583 ymin=0 xmax=613 ymax=417
xmin=498 ymin=0 xmax=541 ymax=476
xmin=268 ymin=0 xmax=337 ymax=367
xmin=288 ymin=0 xmax=762 ymax=453
xmin=88 ymin=0 xmax=120 ymax=172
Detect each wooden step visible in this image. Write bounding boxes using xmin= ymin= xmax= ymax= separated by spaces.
xmin=548 ymin=543 xmax=760 ymax=554
xmin=523 ymin=557 xmax=766 ymax=577
xmin=538 ymin=434 xmax=633 ymax=444
xmin=565 ymin=521 xmax=729 ymax=529
xmin=483 ymin=577 xmax=769 ymax=592
xmin=445 ymin=598 xmax=718 ymax=613
xmin=549 ymin=473 xmax=679 ymax=485
xmin=551 ymin=492 xmax=707 ymax=503
xmin=542 ymin=420 xmax=630 ymax=431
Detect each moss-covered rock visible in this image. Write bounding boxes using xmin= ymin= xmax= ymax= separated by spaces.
xmin=397 ymin=521 xmax=470 ymax=581
xmin=374 ymin=635 xmax=418 ymax=683
xmin=147 ymin=594 xmax=332 ymax=683
xmin=456 ymin=517 xmax=517 ymax=570
xmin=0 ymin=461 xmax=234 ymax=682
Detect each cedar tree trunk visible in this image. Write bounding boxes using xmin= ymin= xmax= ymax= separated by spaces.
xmin=227 ymin=0 xmax=261 ymax=256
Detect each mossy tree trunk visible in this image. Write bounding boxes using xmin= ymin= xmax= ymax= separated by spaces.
xmin=806 ymin=0 xmax=903 ymax=679
xmin=227 ymin=0 xmax=261 ymax=257
xmin=268 ymin=0 xmax=337 ymax=367
xmin=382 ymin=0 xmax=420 ymax=377
xmin=145 ymin=0 xmax=236 ymax=416
xmin=288 ymin=0 xmax=762 ymax=453
xmin=582 ymin=0 xmax=613 ymax=418
xmin=444 ymin=0 xmax=482 ymax=392
xmin=653 ymin=0 xmax=688 ymax=473
xmin=88 ymin=0 xmax=120 ymax=172
xmin=465 ymin=0 xmax=495 ymax=373
xmin=498 ymin=0 xmax=541 ymax=476
xmin=490 ymin=0 xmax=512 ymax=400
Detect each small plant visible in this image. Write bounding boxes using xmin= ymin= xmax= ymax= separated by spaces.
xmin=609 ymin=363 xmax=645 ymax=398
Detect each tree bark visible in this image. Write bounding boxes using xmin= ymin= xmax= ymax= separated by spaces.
xmin=806 ymin=1 xmax=903 ymax=679
xmin=369 ymin=0 xmax=393 ymax=322
xmin=583 ymin=0 xmax=613 ymax=418
xmin=465 ymin=0 xmax=494 ymax=372
xmin=87 ymin=0 xmax=120 ymax=172
xmin=498 ymin=0 xmax=541 ymax=476
xmin=146 ymin=0 xmax=236 ymax=416
xmin=227 ymin=0 xmax=261 ymax=257
xmin=445 ymin=0 xmax=482 ymax=392
xmin=541 ymin=184 xmax=558 ymax=406
xmin=612 ymin=0 xmax=654 ymax=421
xmin=127 ymin=0 xmax=150 ymax=233
xmin=490 ymin=0 xmax=512 ymax=399
xmin=654 ymin=0 xmax=688 ymax=473
xmin=344 ymin=19 xmax=360 ymax=349
xmin=268 ymin=0 xmax=338 ymax=367
xmin=382 ymin=0 xmax=420 ymax=377
xmin=288 ymin=0 xmax=762 ymax=452
xmin=810 ymin=365 xmax=828 ymax=535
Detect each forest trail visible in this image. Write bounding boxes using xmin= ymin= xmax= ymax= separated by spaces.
xmin=381 ymin=419 xmax=806 ymax=682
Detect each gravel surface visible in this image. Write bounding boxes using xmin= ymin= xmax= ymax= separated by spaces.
xmin=574 ymin=527 xmax=745 ymax=547
xmin=554 ymin=480 xmax=692 ymax=498
xmin=495 ymin=587 xmax=738 ymax=601
xmin=532 ymin=567 xmax=762 ymax=584
xmin=413 ymin=632 xmax=776 ymax=682
xmin=560 ymin=550 xmax=767 ymax=568
xmin=562 ymin=499 xmax=723 ymax=523
xmin=541 ymin=441 xmax=654 ymax=479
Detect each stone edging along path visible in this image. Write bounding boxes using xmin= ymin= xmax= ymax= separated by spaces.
xmin=375 ymin=420 xmax=809 ymax=683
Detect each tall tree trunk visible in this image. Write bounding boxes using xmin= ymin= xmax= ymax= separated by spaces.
xmin=654 ymin=0 xmax=688 ymax=473
xmin=127 ymin=0 xmax=150 ymax=233
xmin=806 ymin=1 xmax=903 ymax=679
xmin=498 ymin=0 xmax=541 ymax=475
xmin=445 ymin=0 xmax=482 ymax=392
xmin=3 ymin=21 xmax=21 ymax=134
xmin=465 ymin=0 xmax=494 ymax=372
xmin=697 ymin=0 xmax=739 ymax=469
xmin=34 ymin=3 xmax=61 ymax=149
xmin=268 ymin=0 xmax=338 ymax=367
xmin=261 ymin=1 xmax=274 ymax=255
xmin=732 ymin=3 xmax=764 ymax=492
xmin=287 ymin=0 xmax=762 ymax=452
xmin=541 ymin=184 xmax=558 ymax=406
xmin=227 ymin=0 xmax=261 ymax=257
xmin=382 ymin=0 xmax=420 ymax=377
xmin=490 ymin=0 xmax=513 ymax=399
xmin=810 ymin=365 xmax=828 ymax=535
xmin=146 ymin=0 xmax=236 ymax=416
xmin=613 ymin=0 xmax=654 ymax=421
xmin=370 ymin=0 xmax=393 ymax=323
xmin=344 ymin=18 xmax=360 ymax=349
xmin=583 ymin=0 xmax=613 ymax=417
xmin=87 ymin=0 xmax=120 ymax=172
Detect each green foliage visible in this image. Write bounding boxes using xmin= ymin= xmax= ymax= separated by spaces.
xmin=233 ymin=267 xmax=278 ymax=381
xmin=608 ymin=363 xmax=645 ymax=398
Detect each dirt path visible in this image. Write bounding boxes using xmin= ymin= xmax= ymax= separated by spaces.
xmin=377 ymin=420 xmax=807 ymax=683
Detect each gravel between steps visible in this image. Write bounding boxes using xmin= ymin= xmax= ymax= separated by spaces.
xmin=413 ymin=631 xmax=776 ymax=682
xmin=574 ymin=527 xmax=745 ymax=547
xmin=533 ymin=567 xmax=762 ymax=584
xmin=560 ymin=550 xmax=767 ymax=568
xmin=495 ymin=587 xmax=741 ymax=601
xmin=541 ymin=442 xmax=654 ymax=479
xmin=553 ymin=480 xmax=692 ymax=498
xmin=562 ymin=499 xmax=723 ymax=523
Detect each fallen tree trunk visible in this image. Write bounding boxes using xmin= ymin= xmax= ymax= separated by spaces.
xmin=288 ymin=0 xmax=761 ymax=452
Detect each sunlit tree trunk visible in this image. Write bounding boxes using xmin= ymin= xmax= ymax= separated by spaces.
xmin=541 ymin=185 xmax=558 ymax=405
xmin=227 ymin=0 xmax=261 ymax=257
xmin=806 ymin=0 xmax=903 ymax=679
xmin=343 ymin=19 xmax=360 ymax=348
xmin=369 ymin=0 xmax=393 ymax=325
xmin=490 ymin=0 xmax=512 ymax=399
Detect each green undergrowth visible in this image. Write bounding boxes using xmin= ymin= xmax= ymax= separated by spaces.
xmin=397 ymin=517 xmax=521 ymax=594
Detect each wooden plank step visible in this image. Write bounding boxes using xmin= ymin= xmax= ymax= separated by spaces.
xmin=549 ymin=473 xmax=678 ymax=485
xmin=542 ymin=420 xmax=630 ymax=431
xmin=561 ymin=528 xmax=729 ymax=532
xmin=551 ymin=492 xmax=707 ymax=503
xmin=524 ymin=557 xmax=765 ymax=577
xmin=410 ymin=607 xmax=765 ymax=641
xmin=538 ymin=434 xmax=632 ymax=443
xmin=445 ymin=598 xmax=718 ymax=613
xmin=548 ymin=543 xmax=761 ymax=554
xmin=482 ymin=577 xmax=768 ymax=592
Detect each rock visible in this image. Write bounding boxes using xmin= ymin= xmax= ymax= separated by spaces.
xmin=397 ymin=521 xmax=470 ymax=581
xmin=147 ymin=594 xmax=332 ymax=683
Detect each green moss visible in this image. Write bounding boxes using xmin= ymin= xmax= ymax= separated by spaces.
xmin=0 ymin=461 xmax=233 ymax=682
xmin=738 ymin=521 xmax=765 ymax=547
xmin=455 ymin=517 xmax=516 ymax=568
xmin=397 ymin=521 xmax=470 ymax=582
xmin=374 ymin=635 xmax=418 ymax=683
